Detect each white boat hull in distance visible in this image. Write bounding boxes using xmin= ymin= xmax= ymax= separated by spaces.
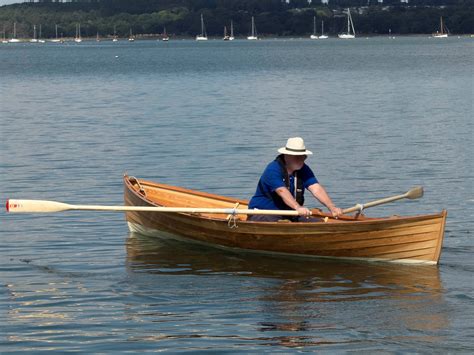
xmin=433 ymin=34 xmax=448 ymax=38
xmin=196 ymin=36 xmax=208 ymax=41
xmin=319 ymin=35 xmax=328 ymax=39
xmin=338 ymin=34 xmax=355 ymax=39
xmin=247 ymin=36 xmax=258 ymax=40
xmin=74 ymin=39 xmax=82 ymax=43
xmin=8 ymin=38 xmax=20 ymax=43
xmin=310 ymin=35 xmax=318 ymax=39
xmin=50 ymin=39 xmax=61 ymax=43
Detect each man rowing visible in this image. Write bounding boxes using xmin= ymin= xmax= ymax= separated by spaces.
xmin=248 ymin=137 xmax=342 ymax=222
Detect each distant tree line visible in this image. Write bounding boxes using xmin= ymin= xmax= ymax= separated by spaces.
xmin=0 ymin=0 xmax=472 ymax=38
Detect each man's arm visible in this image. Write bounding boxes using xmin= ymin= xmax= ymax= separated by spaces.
xmin=307 ymin=183 xmax=342 ymax=217
xmin=275 ymin=187 xmax=311 ymax=216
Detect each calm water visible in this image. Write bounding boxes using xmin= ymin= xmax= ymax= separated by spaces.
xmin=1 ymin=38 xmax=473 ymax=352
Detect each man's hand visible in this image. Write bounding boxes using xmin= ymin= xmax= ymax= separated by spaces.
xmin=329 ymin=206 xmax=343 ymax=218
xmin=296 ymin=207 xmax=312 ymax=216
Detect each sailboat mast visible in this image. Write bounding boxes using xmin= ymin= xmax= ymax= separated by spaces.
xmin=231 ymin=20 xmax=234 ymax=37
xmin=201 ymin=14 xmax=204 ymax=36
xmin=349 ymin=9 xmax=355 ymax=35
xmin=251 ymin=16 xmax=255 ymax=37
xmin=347 ymin=10 xmax=350 ymax=34
xmin=440 ymin=17 xmax=444 ymax=35
xmin=313 ymin=16 xmax=316 ymax=36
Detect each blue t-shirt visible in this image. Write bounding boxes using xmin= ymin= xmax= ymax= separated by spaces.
xmin=249 ymin=160 xmax=318 ymax=210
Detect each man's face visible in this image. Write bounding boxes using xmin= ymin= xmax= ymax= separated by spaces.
xmin=284 ymin=154 xmax=307 ymax=171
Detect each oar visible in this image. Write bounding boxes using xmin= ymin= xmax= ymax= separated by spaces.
xmin=342 ymin=186 xmax=423 ymax=214
xmin=5 ymin=186 xmax=423 ymax=216
xmin=5 ymin=199 xmax=300 ymax=216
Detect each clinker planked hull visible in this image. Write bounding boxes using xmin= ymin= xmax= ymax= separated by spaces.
xmin=123 ymin=176 xmax=446 ymax=265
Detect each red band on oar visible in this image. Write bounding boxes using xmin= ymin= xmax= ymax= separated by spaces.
xmin=5 ymin=199 xmax=9 ymax=212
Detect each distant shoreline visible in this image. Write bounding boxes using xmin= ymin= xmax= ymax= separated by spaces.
xmin=1 ymin=1 xmax=473 ymax=38
xmin=2 ymin=34 xmax=473 ymax=42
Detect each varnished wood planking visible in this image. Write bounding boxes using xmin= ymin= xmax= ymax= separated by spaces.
xmin=123 ymin=175 xmax=447 ymax=264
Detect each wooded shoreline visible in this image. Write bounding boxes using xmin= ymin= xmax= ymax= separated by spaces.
xmin=1 ymin=0 xmax=472 ymax=38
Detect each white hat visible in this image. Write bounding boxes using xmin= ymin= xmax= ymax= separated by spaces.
xmin=278 ymin=137 xmax=313 ymax=156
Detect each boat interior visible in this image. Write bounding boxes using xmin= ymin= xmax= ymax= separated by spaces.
xmin=126 ymin=175 xmax=370 ymax=223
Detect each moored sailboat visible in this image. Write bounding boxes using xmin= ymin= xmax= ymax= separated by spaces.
xmin=74 ymin=23 xmax=82 ymax=42
xmin=8 ymin=22 xmax=20 ymax=43
xmin=338 ymin=8 xmax=355 ymax=39
xmin=319 ymin=20 xmax=328 ymax=39
xmin=30 ymin=24 xmax=38 ymax=43
xmin=38 ymin=24 xmax=45 ymax=43
xmin=223 ymin=25 xmax=230 ymax=41
xmin=247 ymin=16 xmax=258 ymax=40
xmin=229 ymin=20 xmax=235 ymax=40
xmin=196 ymin=13 xmax=208 ymax=41
xmin=310 ymin=16 xmax=318 ymax=39
xmin=112 ymin=25 xmax=118 ymax=42
xmin=432 ymin=17 xmax=448 ymax=38
xmin=50 ymin=24 xmax=62 ymax=43
xmin=128 ymin=28 xmax=135 ymax=42
xmin=162 ymin=27 xmax=169 ymax=41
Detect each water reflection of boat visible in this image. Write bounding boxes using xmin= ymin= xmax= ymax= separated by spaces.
xmin=126 ymin=233 xmax=443 ymax=290
xmin=126 ymin=233 xmax=448 ymax=347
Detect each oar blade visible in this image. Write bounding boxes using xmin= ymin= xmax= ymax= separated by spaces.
xmin=406 ymin=186 xmax=424 ymax=200
xmin=6 ymin=199 xmax=72 ymax=213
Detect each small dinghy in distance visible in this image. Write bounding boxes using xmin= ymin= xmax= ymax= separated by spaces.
xmin=123 ymin=175 xmax=447 ymax=265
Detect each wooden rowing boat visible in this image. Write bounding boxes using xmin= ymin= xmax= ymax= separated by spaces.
xmin=123 ymin=175 xmax=447 ymax=265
